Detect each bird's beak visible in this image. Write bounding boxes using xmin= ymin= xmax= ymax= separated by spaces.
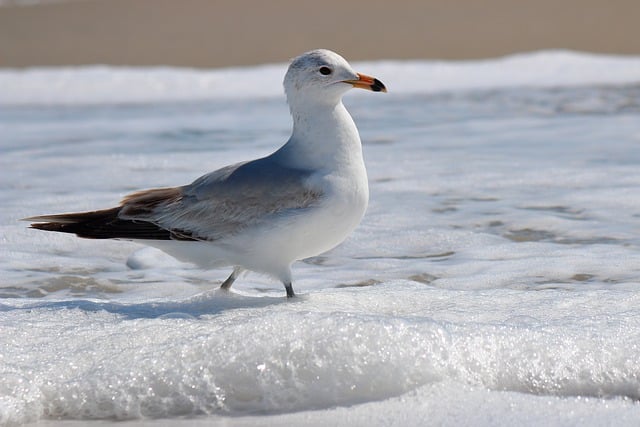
xmin=344 ymin=73 xmax=387 ymax=92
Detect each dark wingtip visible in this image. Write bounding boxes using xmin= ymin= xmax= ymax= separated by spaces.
xmin=29 ymin=221 xmax=66 ymax=232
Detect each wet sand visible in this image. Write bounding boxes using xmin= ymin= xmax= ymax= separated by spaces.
xmin=1 ymin=0 xmax=639 ymax=68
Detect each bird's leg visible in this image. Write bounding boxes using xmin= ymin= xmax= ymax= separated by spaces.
xmin=220 ymin=267 xmax=243 ymax=290
xmin=284 ymin=282 xmax=295 ymax=298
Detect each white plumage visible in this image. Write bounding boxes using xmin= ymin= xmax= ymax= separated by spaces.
xmin=26 ymin=49 xmax=387 ymax=297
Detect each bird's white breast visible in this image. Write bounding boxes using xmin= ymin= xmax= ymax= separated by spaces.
xmin=224 ymin=160 xmax=368 ymax=275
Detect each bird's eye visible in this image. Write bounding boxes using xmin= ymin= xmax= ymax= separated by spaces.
xmin=319 ymin=66 xmax=332 ymax=76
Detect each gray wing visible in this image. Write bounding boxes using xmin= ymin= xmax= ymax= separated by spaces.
xmin=119 ymin=156 xmax=323 ymax=241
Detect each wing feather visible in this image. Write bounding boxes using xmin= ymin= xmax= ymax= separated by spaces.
xmin=119 ymin=157 xmax=323 ymax=241
xmin=27 ymin=156 xmax=323 ymax=242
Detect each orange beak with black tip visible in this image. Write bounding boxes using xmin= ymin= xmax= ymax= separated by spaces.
xmin=344 ymin=73 xmax=387 ymax=92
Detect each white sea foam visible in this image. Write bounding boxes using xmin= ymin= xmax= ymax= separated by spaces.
xmin=2 ymin=285 xmax=639 ymax=425
xmin=1 ymin=50 xmax=639 ymax=105
xmin=1 ymin=54 xmax=640 ymax=426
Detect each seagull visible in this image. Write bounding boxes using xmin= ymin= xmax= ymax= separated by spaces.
xmin=25 ymin=49 xmax=386 ymax=298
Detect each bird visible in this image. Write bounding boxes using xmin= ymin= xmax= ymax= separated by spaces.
xmin=25 ymin=49 xmax=387 ymax=298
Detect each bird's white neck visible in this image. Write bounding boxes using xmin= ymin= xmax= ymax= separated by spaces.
xmin=275 ymin=100 xmax=364 ymax=171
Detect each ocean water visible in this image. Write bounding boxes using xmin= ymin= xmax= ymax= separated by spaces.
xmin=1 ymin=51 xmax=640 ymax=426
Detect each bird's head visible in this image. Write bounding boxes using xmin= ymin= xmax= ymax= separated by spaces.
xmin=283 ymin=49 xmax=386 ymax=107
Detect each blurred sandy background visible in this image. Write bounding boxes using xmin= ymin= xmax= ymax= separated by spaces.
xmin=1 ymin=0 xmax=639 ymax=68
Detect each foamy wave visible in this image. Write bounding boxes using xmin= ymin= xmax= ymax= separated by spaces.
xmin=1 ymin=50 xmax=639 ymax=105
xmin=2 ymin=285 xmax=639 ymax=423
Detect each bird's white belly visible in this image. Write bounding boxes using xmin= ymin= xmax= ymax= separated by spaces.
xmin=230 ymin=172 xmax=368 ymax=272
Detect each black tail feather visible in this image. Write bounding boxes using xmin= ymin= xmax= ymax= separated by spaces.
xmin=27 ymin=207 xmax=182 ymax=240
